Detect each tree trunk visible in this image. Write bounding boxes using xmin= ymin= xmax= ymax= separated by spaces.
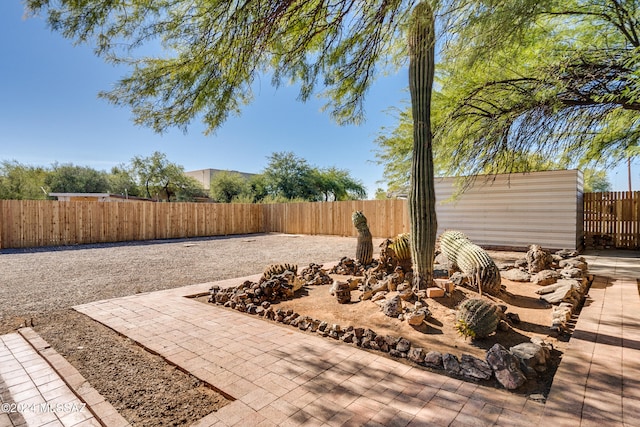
xmin=408 ymin=2 xmax=437 ymax=290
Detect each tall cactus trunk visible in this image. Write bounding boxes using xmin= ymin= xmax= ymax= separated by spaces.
xmin=408 ymin=2 xmax=438 ymax=290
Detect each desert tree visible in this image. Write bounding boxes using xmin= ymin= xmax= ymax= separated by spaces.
xmin=25 ymin=0 xmax=458 ymax=288
xmin=435 ymin=0 xmax=640 ymax=178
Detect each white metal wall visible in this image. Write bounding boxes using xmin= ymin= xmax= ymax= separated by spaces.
xmin=434 ymin=170 xmax=583 ymax=250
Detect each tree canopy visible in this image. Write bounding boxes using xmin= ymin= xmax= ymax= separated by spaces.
xmin=130 ymin=152 xmax=205 ymax=201
xmin=26 ymin=0 xmax=421 ymax=133
xmin=434 ymin=0 xmax=640 ymax=177
xmin=45 ymin=163 xmax=110 ymax=193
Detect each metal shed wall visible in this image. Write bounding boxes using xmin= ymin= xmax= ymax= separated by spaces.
xmin=434 ymin=170 xmax=583 ymax=250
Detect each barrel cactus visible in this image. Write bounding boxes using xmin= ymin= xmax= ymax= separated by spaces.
xmin=455 ymin=298 xmax=500 ymax=339
xmin=352 ymin=211 xmax=373 ymax=265
xmin=379 ymin=233 xmax=412 ymax=272
xmin=389 ymin=233 xmax=411 ymax=264
xmin=438 ymin=230 xmax=501 ymax=296
xmin=262 ymin=263 xmax=298 ymax=281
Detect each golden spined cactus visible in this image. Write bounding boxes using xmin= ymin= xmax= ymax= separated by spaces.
xmin=261 ymin=263 xmax=298 ymax=282
xmin=455 ymin=298 xmax=500 ymax=339
xmin=352 ymin=211 xmax=373 ymax=265
xmin=379 ymin=233 xmax=413 ymax=273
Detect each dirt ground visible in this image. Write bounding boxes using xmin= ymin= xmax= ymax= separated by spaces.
xmin=198 ymin=250 xmax=566 ymax=396
xmin=0 ymin=233 xmax=567 ymax=424
xmin=0 ymin=234 xmax=382 ymax=426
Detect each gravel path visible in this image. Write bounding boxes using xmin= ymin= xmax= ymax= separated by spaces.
xmin=1 ymin=233 xmax=366 ymax=330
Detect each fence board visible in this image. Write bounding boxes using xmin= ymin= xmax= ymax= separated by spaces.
xmin=583 ymin=191 xmax=639 ymax=249
xmin=2 ymin=188 xmax=636 ymax=250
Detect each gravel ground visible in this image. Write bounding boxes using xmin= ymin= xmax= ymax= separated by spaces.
xmin=1 ymin=233 xmax=364 ymax=328
xmin=0 ymin=233 xmax=366 ymax=426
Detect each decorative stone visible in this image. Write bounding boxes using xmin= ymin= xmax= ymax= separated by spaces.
xmin=500 ymin=269 xmax=531 ymax=282
xmin=526 ymin=245 xmax=552 ymax=273
xmin=406 ymin=311 xmax=426 ymax=326
xmin=408 ymin=347 xmax=426 ymax=364
xmin=371 ymin=292 xmax=387 ymax=302
xmin=510 ymin=342 xmax=549 ymax=369
xmin=335 ymin=281 xmax=352 ymax=304
xmin=396 ymin=338 xmax=411 ymax=353
xmin=486 ymin=343 xmax=526 ymax=390
xmin=559 ymin=258 xmax=588 ymax=271
xmin=450 ymin=272 xmax=468 ymax=286
xmin=381 ymin=295 xmax=403 ymax=318
xmin=443 ymin=353 xmax=461 ymax=375
xmin=532 ymin=270 xmax=561 ymax=286
xmin=460 ymin=354 xmax=493 ymax=381
xmin=555 ymin=249 xmax=578 ymax=259
xmin=505 ymin=312 xmax=521 ymax=324
xmin=561 ymin=267 xmax=584 ymax=279
xmin=424 ymin=351 xmax=443 ymax=368
xmin=389 ymin=349 xmax=405 ymax=358
xmin=536 ymin=279 xmax=582 ymax=304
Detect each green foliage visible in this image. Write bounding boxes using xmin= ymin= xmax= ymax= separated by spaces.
xmin=436 ymin=0 xmax=640 ymax=178
xmin=583 ymin=169 xmax=612 ymax=193
xmin=262 ymin=152 xmax=318 ymax=201
xmin=315 ymin=167 xmax=367 ymax=201
xmin=210 ymin=171 xmax=248 ymax=203
xmin=107 ymin=164 xmax=140 ymax=197
xmin=260 ymin=152 xmax=365 ymax=202
xmin=26 ymin=0 xmax=417 ymax=133
xmin=45 ymin=163 xmax=110 ymax=194
xmin=0 ymin=161 xmax=48 ymax=200
xmin=455 ymin=298 xmax=500 ymax=339
xmin=130 ymin=151 xmax=205 ymax=201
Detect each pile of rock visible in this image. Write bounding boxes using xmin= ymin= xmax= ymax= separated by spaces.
xmin=330 ymin=257 xmax=368 ymax=276
xmin=209 ymin=263 xmax=333 ymax=311
xmin=501 ymin=245 xmax=593 ymax=332
xmin=299 ymin=263 xmax=333 ymax=286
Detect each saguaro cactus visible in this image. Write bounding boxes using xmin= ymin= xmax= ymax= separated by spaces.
xmin=408 ymin=2 xmax=438 ymax=290
xmin=352 ymin=211 xmax=373 ymax=265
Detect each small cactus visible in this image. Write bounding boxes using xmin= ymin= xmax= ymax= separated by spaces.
xmin=352 ymin=211 xmax=373 ymax=265
xmin=455 ymin=298 xmax=500 ymax=339
xmin=262 ymin=263 xmax=298 ymax=281
xmin=389 ymin=233 xmax=411 ymax=263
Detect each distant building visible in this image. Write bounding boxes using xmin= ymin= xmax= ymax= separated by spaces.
xmin=185 ymin=168 xmax=255 ymax=191
xmin=48 ymin=193 xmax=154 ymax=202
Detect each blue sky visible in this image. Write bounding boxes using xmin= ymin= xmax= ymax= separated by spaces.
xmin=1 ymin=2 xmax=637 ymax=196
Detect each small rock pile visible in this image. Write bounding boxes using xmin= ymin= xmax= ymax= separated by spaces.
xmin=208 ymin=263 xmax=332 ymax=311
xmin=330 ymin=257 xmax=369 ymax=276
xmin=500 ymin=246 xmax=593 ymax=333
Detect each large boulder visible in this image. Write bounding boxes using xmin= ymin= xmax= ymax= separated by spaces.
xmin=460 ymin=354 xmax=493 ymax=381
xmin=486 ymin=343 xmax=526 ymax=390
xmin=510 ymin=342 xmax=550 ymax=377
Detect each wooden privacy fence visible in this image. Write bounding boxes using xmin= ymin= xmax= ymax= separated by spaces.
xmin=2 ymin=191 xmax=639 ymax=250
xmin=0 ymin=199 xmax=407 ymax=249
xmin=584 ymin=191 xmax=640 ymax=249
xmin=0 ymin=200 xmax=262 ymax=248
xmin=262 ymin=199 xmax=408 ymax=238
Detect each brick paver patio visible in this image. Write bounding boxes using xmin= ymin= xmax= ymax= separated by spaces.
xmin=1 ymin=250 xmax=638 ymax=426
